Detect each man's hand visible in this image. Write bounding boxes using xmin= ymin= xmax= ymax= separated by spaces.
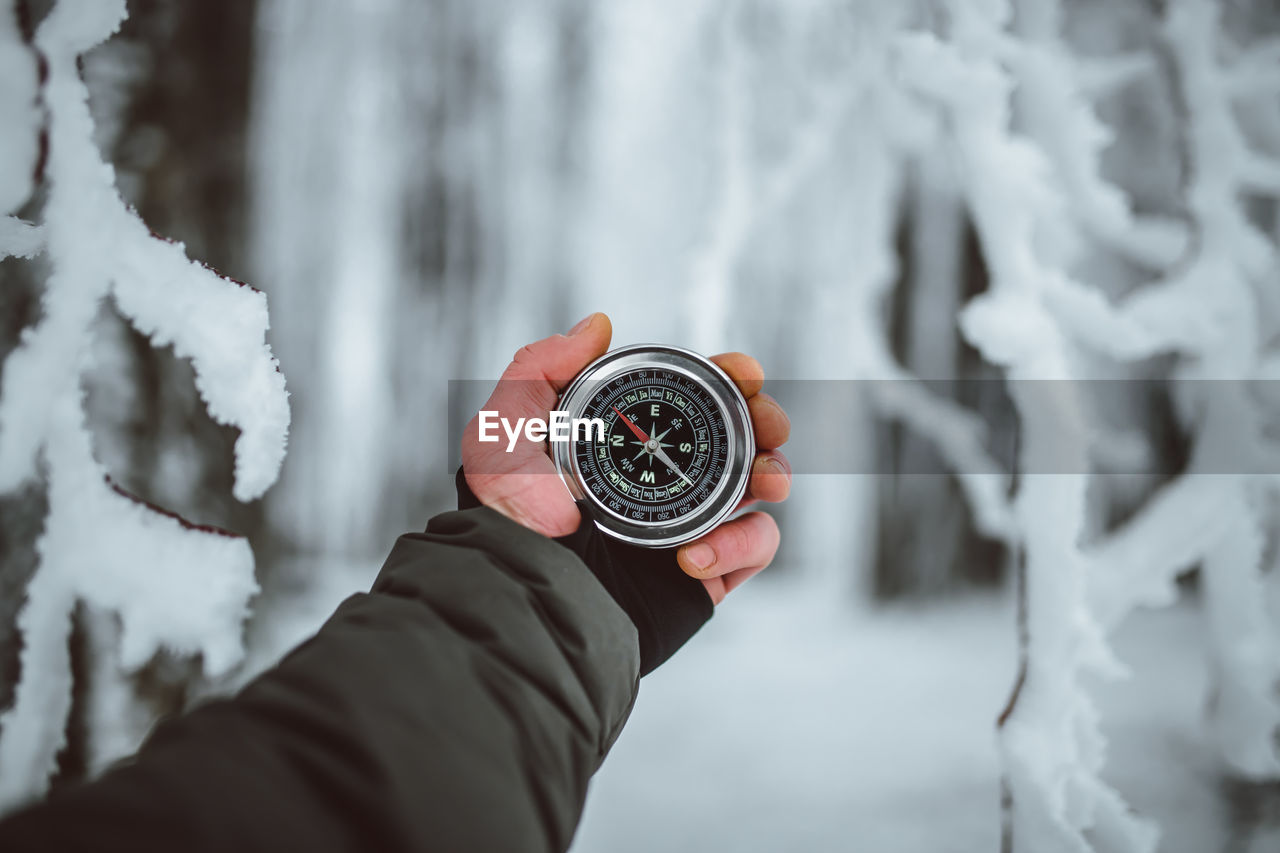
xmin=461 ymin=312 xmax=791 ymax=604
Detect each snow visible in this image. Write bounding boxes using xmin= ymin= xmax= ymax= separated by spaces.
xmin=0 ymin=0 xmax=289 ymax=811
xmin=0 ymin=393 xmax=259 ymax=811
xmin=1013 ymin=0 xmax=1186 ymax=270
xmin=1109 ymin=0 xmax=1280 ymax=782
xmin=570 ymin=583 xmax=1247 ymax=853
xmin=0 ymin=1 xmax=289 ymax=501
xmin=110 ymin=234 xmax=289 ymax=502
xmin=895 ymin=1 xmax=1171 ymax=848
xmin=883 ymin=0 xmax=1280 ymax=848
xmin=1200 ymin=497 xmax=1279 ymax=779
xmin=1086 ymin=476 xmax=1239 ymax=631
xmin=221 ymin=562 xmax=1248 ymax=853
xmin=1 ymin=0 xmax=1276 ymax=845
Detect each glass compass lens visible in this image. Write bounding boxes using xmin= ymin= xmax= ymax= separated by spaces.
xmin=552 ymin=344 xmax=754 ymax=548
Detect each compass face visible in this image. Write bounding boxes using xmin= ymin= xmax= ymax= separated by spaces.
xmin=576 ymin=369 xmax=725 ymax=522
xmin=553 ymin=345 xmax=753 ymax=548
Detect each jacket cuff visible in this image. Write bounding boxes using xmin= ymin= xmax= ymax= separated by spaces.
xmin=454 ymin=467 xmax=713 ymax=677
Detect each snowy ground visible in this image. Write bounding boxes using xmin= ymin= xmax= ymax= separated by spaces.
xmin=243 ymin=556 xmax=1276 ymax=853
xmin=571 ymin=581 xmax=1277 ymax=853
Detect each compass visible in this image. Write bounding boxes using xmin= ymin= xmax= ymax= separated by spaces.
xmin=552 ymin=344 xmax=754 ymax=548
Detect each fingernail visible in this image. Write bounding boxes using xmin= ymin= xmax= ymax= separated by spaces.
xmin=683 ymin=543 xmax=715 ymax=572
xmin=764 ymin=458 xmax=787 ymax=477
xmin=567 ymin=313 xmax=596 ymax=336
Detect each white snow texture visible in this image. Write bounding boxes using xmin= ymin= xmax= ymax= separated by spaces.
xmin=1 ymin=0 xmax=1278 ymax=851
xmin=0 ymin=0 xmax=289 ymax=812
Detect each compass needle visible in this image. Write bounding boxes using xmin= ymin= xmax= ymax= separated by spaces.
xmin=653 ymin=446 xmax=695 ymax=490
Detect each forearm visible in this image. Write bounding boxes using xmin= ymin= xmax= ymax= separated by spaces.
xmin=0 ymin=507 xmax=640 ymax=853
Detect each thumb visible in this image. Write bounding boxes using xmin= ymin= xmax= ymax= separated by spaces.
xmin=491 ymin=312 xmax=613 ymax=418
xmin=460 ymin=313 xmax=612 ymax=536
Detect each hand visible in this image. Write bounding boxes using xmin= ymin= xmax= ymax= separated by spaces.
xmin=461 ymin=312 xmax=791 ymax=605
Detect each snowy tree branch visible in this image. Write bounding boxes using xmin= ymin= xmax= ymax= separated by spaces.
xmin=897 ymin=1 xmax=1159 ymax=848
xmin=1078 ymin=0 xmax=1280 ymax=781
xmin=1086 ymin=474 xmax=1239 ymax=630
xmin=0 ymin=0 xmax=290 ymax=811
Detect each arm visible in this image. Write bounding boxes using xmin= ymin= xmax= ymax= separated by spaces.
xmin=0 ymin=507 xmax=639 ymax=853
xmin=0 ymin=313 xmax=790 ymax=852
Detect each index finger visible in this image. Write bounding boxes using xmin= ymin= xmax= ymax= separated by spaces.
xmin=710 ymin=352 xmax=764 ymax=398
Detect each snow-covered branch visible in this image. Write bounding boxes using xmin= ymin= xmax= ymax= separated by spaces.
xmin=897 ymin=0 xmax=1161 ymax=848
xmin=109 ymin=231 xmax=289 ymax=502
xmin=0 ymin=0 xmax=290 ymax=811
xmin=1044 ymin=0 xmax=1280 ymax=785
xmin=871 ymin=376 xmax=1017 ymax=543
xmin=1086 ymin=474 xmax=1239 ymax=630
xmin=1011 ymin=5 xmax=1187 ymax=271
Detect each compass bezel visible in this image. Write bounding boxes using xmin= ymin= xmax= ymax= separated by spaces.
xmin=552 ymin=343 xmax=754 ymax=548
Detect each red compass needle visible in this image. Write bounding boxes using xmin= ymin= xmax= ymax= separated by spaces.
xmin=611 ymin=405 xmax=650 ymax=443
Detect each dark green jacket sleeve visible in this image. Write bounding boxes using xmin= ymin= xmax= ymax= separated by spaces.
xmin=0 ymin=507 xmax=641 ymax=853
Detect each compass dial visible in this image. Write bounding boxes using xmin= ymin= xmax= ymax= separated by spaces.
xmin=553 ymin=345 xmax=753 ymax=548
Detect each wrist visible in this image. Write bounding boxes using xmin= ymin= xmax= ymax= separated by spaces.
xmin=487 ymin=495 xmax=580 ymax=540
xmin=455 ymin=466 xmax=713 ymax=676
xmin=457 ymin=468 xmax=580 ymax=538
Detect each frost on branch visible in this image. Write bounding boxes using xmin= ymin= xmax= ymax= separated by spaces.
xmin=897 ymin=0 xmax=1280 ymax=848
xmin=897 ymin=0 xmax=1158 ymax=850
xmin=1061 ymin=0 xmax=1280 ymax=781
xmin=0 ymin=0 xmax=290 ymax=812
xmin=679 ymin=3 xmax=1019 ymax=559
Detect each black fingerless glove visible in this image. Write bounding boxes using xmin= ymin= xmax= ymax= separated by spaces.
xmin=455 ymin=468 xmax=713 ymax=676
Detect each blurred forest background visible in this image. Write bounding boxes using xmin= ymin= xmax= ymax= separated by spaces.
xmin=4 ymin=0 xmax=1280 ymax=850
